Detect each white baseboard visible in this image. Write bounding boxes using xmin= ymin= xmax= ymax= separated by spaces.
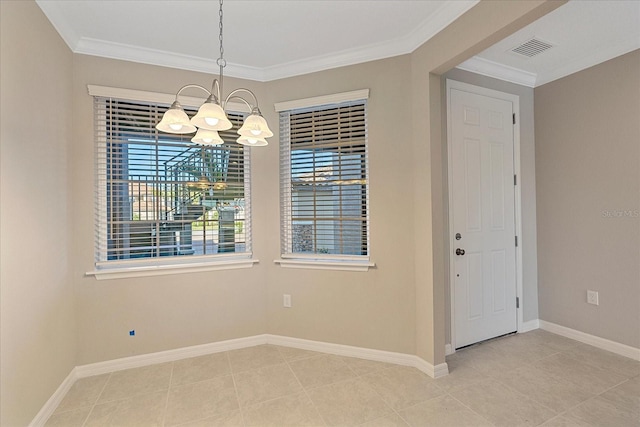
xmin=35 ymin=334 xmax=449 ymax=425
xmin=76 ymin=335 xmax=268 ymax=378
xmin=266 ymin=334 xmax=448 ymax=379
xmin=445 ymin=343 xmax=454 ymax=356
xmin=539 ymin=320 xmax=640 ymax=361
xmin=29 ymin=368 xmax=78 ymax=427
xmin=519 ymin=319 xmax=540 ymax=333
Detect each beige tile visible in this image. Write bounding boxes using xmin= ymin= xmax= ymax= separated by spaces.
xmin=451 ymin=344 xmax=524 ymax=376
xmin=360 ymin=365 xmax=444 ymax=410
xmin=45 ymin=407 xmax=92 ymax=427
xmin=276 ymin=345 xmax=324 ymax=361
xmin=234 ymin=363 xmax=302 ymax=407
xmin=54 ymin=373 xmax=110 ymax=413
xmin=98 ymin=363 xmax=172 ymax=403
xmin=493 ymin=365 xmax=594 ymax=412
xmin=599 ymin=376 xmax=640 ymax=411
xmin=288 ymin=355 xmax=356 ymax=389
xmin=243 ymin=392 xmax=325 ymax=426
xmin=520 ymin=330 xmax=581 ymax=352
xmin=450 ymin=378 xmax=557 ymax=426
xmin=173 ymin=410 xmax=244 ymax=427
xmin=164 ymin=375 xmax=239 ymax=426
xmin=487 ymin=333 xmax=559 ymax=363
xmin=563 ymin=343 xmax=640 ymax=378
xmin=436 ymin=357 xmax=489 ymax=392
xmin=533 ymin=353 xmax=628 ymax=395
xmin=172 ymin=352 xmax=231 ymax=386
xmin=358 ymin=413 xmax=409 ymax=427
xmin=85 ymin=391 xmax=167 ymax=427
xmin=539 ymin=415 xmax=592 ymax=426
xmin=564 ymin=396 xmax=640 ymax=427
xmin=338 ymin=356 xmax=394 ymax=376
xmin=227 ymin=345 xmax=284 ymax=373
xmin=398 ymin=394 xmax=492 ymax=427
xmin=307 ymin=378 xmax=392 ymax=426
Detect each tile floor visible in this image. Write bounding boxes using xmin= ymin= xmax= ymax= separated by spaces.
xmin=45 ymin=330 xmax=640 ymax=426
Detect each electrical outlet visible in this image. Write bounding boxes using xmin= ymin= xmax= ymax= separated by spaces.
xmin=587 ymin=290 xmax=599 ymax=306
xmin=283 ymin=294 xmax=292 ymax=308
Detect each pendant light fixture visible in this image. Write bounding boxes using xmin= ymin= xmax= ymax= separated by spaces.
xmin=156 ymin=0 xmax=272 ymax=147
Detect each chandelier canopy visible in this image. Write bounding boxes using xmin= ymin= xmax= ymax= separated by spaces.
xmin=156 ymin=0 xmax=272 ymax=147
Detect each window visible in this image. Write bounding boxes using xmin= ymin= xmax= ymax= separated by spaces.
xmin=277 ymin=90 xmax=372 ymax=270
xmin=91 ymin=91 xmax=254 ymax=278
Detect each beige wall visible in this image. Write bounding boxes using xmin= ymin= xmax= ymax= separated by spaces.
xmin=441 ymin=68 xmax=540 ymax=345
xmin=0 ymin=2 xmax=76 ymax=425
xmin=72 ymin=1 xmax=561 ymax=367
xmin=535 ymin=49 xmax=640 ymax=348
xmin=0 ymin=0 xmax=568 ymax=422
xmin=264 ymin=56 xmax=417 ymax=354
xmin=72 ymin=56 xmax=270 ymax=364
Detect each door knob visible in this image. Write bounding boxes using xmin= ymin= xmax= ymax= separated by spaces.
xmin=456 ymin=248 xmax=465 ymax=256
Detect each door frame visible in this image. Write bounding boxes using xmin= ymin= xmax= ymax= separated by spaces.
xmin=446 ymin=79 xmax=524 ymax=353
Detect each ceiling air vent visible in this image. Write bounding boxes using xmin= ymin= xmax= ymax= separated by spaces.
xmin=510 ymin=38 xmax=554 ymax=58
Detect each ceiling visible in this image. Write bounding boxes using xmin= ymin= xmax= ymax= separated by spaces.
xmin=37 ymin=0 xmax=639 ymax=86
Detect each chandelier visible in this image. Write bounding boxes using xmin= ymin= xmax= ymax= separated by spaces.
xmin=156 ymin=0 xmax=272 ymax=147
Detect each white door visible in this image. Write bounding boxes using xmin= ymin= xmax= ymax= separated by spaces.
xmin=448 ymin=82 xmax=517 ymax=349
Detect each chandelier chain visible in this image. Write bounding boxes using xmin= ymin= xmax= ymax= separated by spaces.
xmin=218 ymin=0 xmax=225 ymax=68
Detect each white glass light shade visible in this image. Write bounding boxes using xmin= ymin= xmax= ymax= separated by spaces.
xmin=190 ymin=101 xmax=232 ymax=131
xmin=156 ymin=102 xmax=196 ymax=134
xmin=237 ymin=113 xmax=273 ymax=138
xmin=237 ymin=135 xmax=268 ymax=147
xmin=191 ymin=129 xmax=224 ymax=145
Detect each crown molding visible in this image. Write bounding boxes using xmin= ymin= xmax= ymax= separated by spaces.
xmin=535 ymin=34 xmax=640 ymax=87
xmin=456 ymin=56 xmax=538 ymax=88
xmin=457 ymin=33 xmax=640 ymax=88
xmin=42 ymin=1 xmax=478 ymax=82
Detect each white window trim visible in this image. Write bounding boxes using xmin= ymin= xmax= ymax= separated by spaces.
xmin=87 ymin=85 xmax=249 ymax=112
xmin=274 ymin=89 xmax=369 ymax=112
xmin=274 ymin=89 xmax=374 ymax=272
xmin=87 ymin=85 xmax=257 ymax=279
xmin=86 ymin=256 xmax=259 ymax=280
xmin=274 ymin=257 xmax=375 ymax=272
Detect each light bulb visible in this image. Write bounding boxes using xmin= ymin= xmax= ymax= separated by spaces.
xmin=204 ymin=117 xmax=219 ymax=126
xmin=169 ymin=123 xmax=183 ymax=131
xmin=250 ymin=129 xmax=261 ymax=136
xmin=203 ymin=138 xmax=213 ymax=143
xmin=248 ymin=138 xmax=257 ymax=144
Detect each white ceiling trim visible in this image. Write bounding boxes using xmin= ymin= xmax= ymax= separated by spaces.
xmin=39 ymin=0 xmax=479 ymax=83
xmin=260 ymin=0 xmax=479 ymax=81
xmin=458 ymin=30 xmax=640 ymax=89
xmin=534 ymin=33 xmax=640 ymax=87
xmin=74 ymin=37 xmax=263 ymax=81
xmin=456 ymin=56 xmax=538 ymax=88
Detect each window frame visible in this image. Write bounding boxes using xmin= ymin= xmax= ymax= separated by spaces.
xmin=275 ymin=89 xmax=375 ymax=272
xmin=86 ymin=85 xmax=258 ymax=280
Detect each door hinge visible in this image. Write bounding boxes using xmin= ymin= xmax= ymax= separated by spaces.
xmin=513 ymin=113 xmax=516 ymax=124
xmin=515 ymin=236 xmax=518 ymax=247
xmin=516 ymin=297 xmax=520 ymax=309
xmin=514 ymin=174 xmax=517 ymax=186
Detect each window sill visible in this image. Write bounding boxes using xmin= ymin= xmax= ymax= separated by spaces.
xmin=86 ymin=258 xmax=259 ymax=280
xmin=274 ymin=258 xmax=375 ymax=272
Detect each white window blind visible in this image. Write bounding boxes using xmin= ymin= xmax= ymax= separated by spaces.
xmin=94 ymin=96 xmax=252 ymax=267
xmin=279 ymin=98 xmax=369 ymax=260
